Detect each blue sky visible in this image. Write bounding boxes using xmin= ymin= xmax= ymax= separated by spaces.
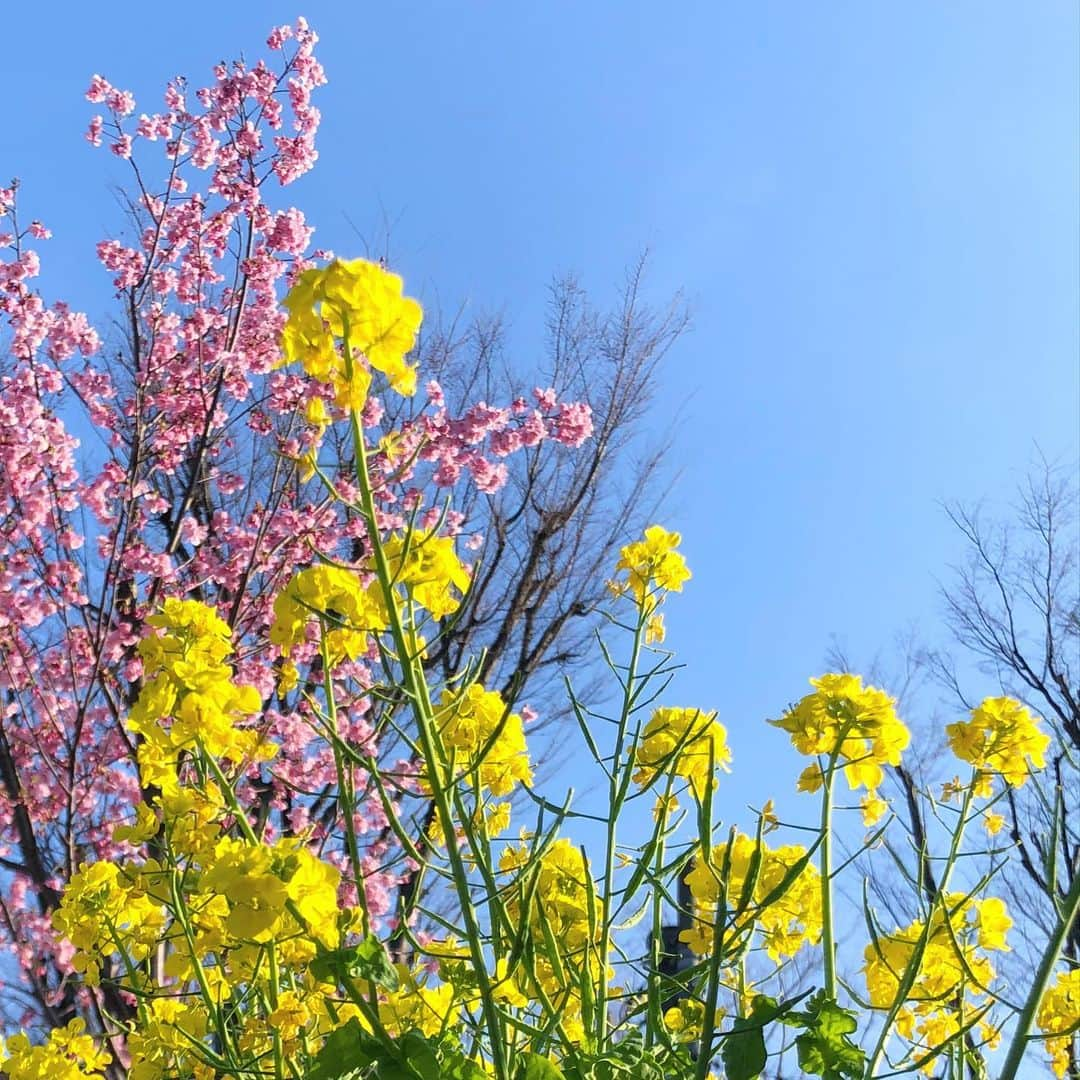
xmin=3 ymin=2 xmax=1077 ymax=825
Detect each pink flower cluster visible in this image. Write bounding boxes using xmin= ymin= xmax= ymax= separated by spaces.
xmin=0 ymin=20 xmax=593 ymax=1027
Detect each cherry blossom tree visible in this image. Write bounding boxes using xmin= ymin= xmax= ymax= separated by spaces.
xmin=0 ymin=20 xmax=681 ymax=1051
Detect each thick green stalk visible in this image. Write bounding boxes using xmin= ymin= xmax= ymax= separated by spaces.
xmin=820 ymin=755 xmax=838 ymax=1000
xmin=998 ymin=864 xmax=1080 ymax=1080
xmin=345 ymin=386 xmax=509 ymax=1079
xmin=695 ymin=849 xmax=731 ymax=1080
xmin=644 ymin=774 xmax=676 ymax=1049
xmin=319 ymin=629 xmax=371 ymax=935
xmin=596 ymin=614 xmax=646 ymax=1044
xmin=267 ymin=944 xmax=286 ymax=1080
xmin=817 ymin=718 xmax=861 ymax=1005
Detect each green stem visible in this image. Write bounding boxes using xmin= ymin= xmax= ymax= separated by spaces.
xmin=998 ymin=864 xmax=1080 ymax=1080
xmin=864 ymin=780 xmax=975 ymax=1077
xmin=696 ymin=848 xmax=731 ymax=1080
xmin=597 ymin=612 xmax=646 ymax=1044
xmin=346 ymin=381 xmax=509 ymax=1080
xmin=319 ymin=627 xmax=371 ymax=936
xmin=820 ymin=755 xmax=838 ymax=1001
xmin=645 ymin=773 xmax=676 ymax=1049
xmin=267 ymin=944 xmax=285 ymax=1080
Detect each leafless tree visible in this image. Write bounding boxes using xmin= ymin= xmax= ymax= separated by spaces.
xmin=928 ymin=456 xmax=1079 ymax=1075
xmin=833 ymin=455 xmax=1079 ymax=1077
xmin=412 ymin=256 xmax=687 ymax=722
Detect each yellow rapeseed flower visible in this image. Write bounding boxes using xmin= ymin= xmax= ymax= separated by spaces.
xmin=380 ymin=530 xmax=471 ymax=621
xmin=2 ymin=1019 xmax=111 ymax=1080
xmin=433 ymin=683 xmax=532 ymax=798
xmin=771 ymin=673 xmax=909 ymax=815
xmin=680 ymin=832 xmax=822 ymax=962
xmin=1037 ymin=968 xmax=1080 ymax=1078
xmin=610 ymin=524 xmax=690 ymax=610
xmin=270 ymin=563 xmax=386 ymax=663
xmin=632 ymin=706 xmax=731 ymax=802
xmin=946 ymin=696 xmax=1050 ymax=791
xmin=280 ymin=258 xmax=423 ymax=408
xmin=864 ymin=893 xmax=1010 ymax=1069
xmin=499 ymin=837 xmax=607 ymax=1038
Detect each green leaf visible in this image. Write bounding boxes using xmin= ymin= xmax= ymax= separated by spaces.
xmin=398 ymin=1031 xmax=441 ymax=1080
xmin=568 ymin=1032 xmax=671 ymax=1080
xmin=312 ymin=935 xmax=400 ymax=991
xmin=514 ymin=1053 xmax=567 ymax=1080
xmin=720 ymin=995 xmax=783 ymax=1080
xmin=785 ymin=992 xmax=865 ymax=1080
xmin=306 ymin=1020 xmax=459 ymax=1080
xmin=306 ymin=1018 xmax=378 ymax=1080
xmin=435 ymin=1050 xmax=489 ymax=1080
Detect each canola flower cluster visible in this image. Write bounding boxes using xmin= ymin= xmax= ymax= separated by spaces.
xmin=946 ymin=695 xmax=1051 ymax=795
xmin=499 ymin=838 xmax=608 ymax=1044
xmin=424 ymin=683 xmax=533 ymax=847
xmin=47 ymin=601 xmax=352 ymax=1080
xmin=270 ymin=530 xmax=471 ymax=676
xmin=130 ymin=598 xmax=275 ymax=794
xmin=434 ymin=683 xmax=532 ymax=799
xmin=771 ymin=672 xmax=910 ymax=826
xmin=382 ymin=529 xmax=473 ymax=622
xmin=0 ymin=1020 xmax=112 ymax=1080
xmin=1037 ymin=968 xmax=1080 ymax=1079
xmin=271 ymin=562 xmax=386 ymax=667
xmin=632 ymin=706 xmax=731 ymax=803
xmin=863 ymin=894 xmax=1013 ymax=1069
xmin=610 ymin=523 xmax=690 ymax=640
xmin=280 ymin=257 xmax=423 ymax=408
xmin=680 ymin=831 xmax=822 ymax=962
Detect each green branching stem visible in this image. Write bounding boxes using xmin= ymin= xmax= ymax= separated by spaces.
xmin=596 ymin=610 xmax=646 ymax=1044
xmin=343 ymin=344 xmax=510 ymax=1080
xmin=864 ymin=780 xmax=975 ymax=1078
xmin=998 ymin=863 xmax=1080 ymax=1080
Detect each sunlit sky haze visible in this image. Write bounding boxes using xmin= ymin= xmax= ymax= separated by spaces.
xmin=3 ymin=2 xmax=1077 ymax=823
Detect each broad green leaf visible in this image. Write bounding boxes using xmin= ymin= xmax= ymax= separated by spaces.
xmin=312 ymin=935 xmax=400 ymax=991
xmin=720 ymin=995 xmax=782 ymax=1080
xmin=399 ymin=1031 xmax=441 ymax=1080
xmin=514 ymin=1053 xmax=567 ymax=1080
xmin=306 ymin=1018 xmax=377 ymax=1080
xmin=784 ymin=992 xmax=865 ymax=1080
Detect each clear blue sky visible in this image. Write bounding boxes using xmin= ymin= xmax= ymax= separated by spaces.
xmin=3 ymin=2 xmax=1077 ymax=823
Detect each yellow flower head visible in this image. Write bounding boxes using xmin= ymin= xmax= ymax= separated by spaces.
xmin=270 ymin=563 xmax=386 ymax=663
xmin=771 ymin=673 xmax=909 ymax=801
xmin=2 ymin=1019 xmax=111 ymax=1080
xmin=131 ymin=599 xmax=268 ymax=765
xmin=611 ymin=525 xmax=690 ymax=610
xmin=380 ymin=976 xmax=456 ymax=1038
xmin=280 ymin=258 xmax=423 ymax=407
xmin=946 ymin=696 xmax=1050 ymax=790
xmin=663 ymin=998 xmax=713 ymax=1044
xmin=433 ymin=683 xmax=532 ymax=798
xmin=632 ymin=706 xmax=731 ymax=801
xmin=139 ymin=597 xmax=233 ymax=682
xmin=680 ymin=832 xmax=822 ymax=962
xmin=380 ymin=530 xmax=471 ymax=621
xmin=863 ymin=893 xmax=1011 ymax=1067
xmin=860 ymin=792 xmax=889 ymax=828
xmin=499 ymin=836 xmax=608 ymax=1036
xmin=1037 ymin=968 xmax=1080 ymax=1078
